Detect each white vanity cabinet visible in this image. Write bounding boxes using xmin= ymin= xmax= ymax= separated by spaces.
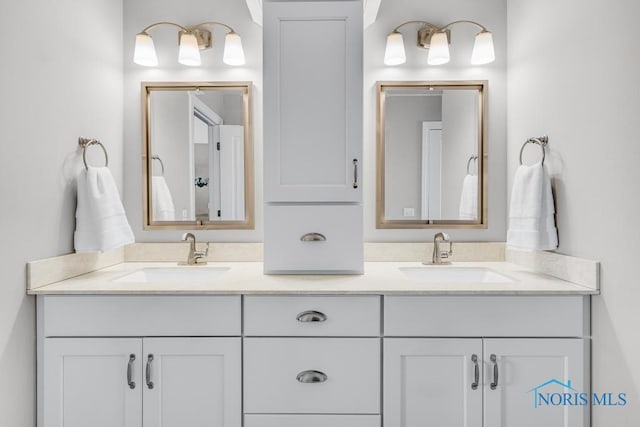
xmin=37 ymin=296 xmax=242 ymax=427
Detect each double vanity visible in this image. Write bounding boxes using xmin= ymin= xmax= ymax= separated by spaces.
xmin=29 ymin=246 xmax=597 ymax=427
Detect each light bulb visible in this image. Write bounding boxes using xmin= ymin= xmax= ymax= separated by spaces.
xmin=471 ymin=30 xmax=495 ymax=65
xmin=223 ymin=32 xmax=246 ymax=66
xmin=427 ymin=31 xmax=450 ymax=65
xmin=178 ymin=33 xmax=201 ymax=66
xmin=133 ymin=32 xmax=158 ymax=66
xmin=384 ymin=31 xmax=406 ymax=66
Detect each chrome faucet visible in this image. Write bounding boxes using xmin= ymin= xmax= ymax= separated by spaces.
xmin=181 ymin=233 xmax=209 ymax=265
xmin=426 ymin=232 xmax=453 ymax=265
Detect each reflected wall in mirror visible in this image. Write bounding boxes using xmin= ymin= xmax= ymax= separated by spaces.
xmin=376 ymin=81 xmax=487 ymax=228
xmin=142 ymin=82 xmax=254 ymax=229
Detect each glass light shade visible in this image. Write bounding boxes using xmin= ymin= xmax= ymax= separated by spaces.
xmin=384 ymin=31 xmax=406 ymax=66
xmin=471 ymin=30 xmax=495 ymax=65
xmin=178 ymin=33 xmax=201 ymax=66
xmin=223 ymin=32 xmax=246 ymax=66
xmin=427 ymin=31 xmax=450 ymax=65
xmin=133 ymin=32 xmax=158 ymax=66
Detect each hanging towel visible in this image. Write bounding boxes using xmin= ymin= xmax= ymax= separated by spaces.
xmin=459 ymin=174 xmax=478 ymax=220
xmin=74 ymin=167 xmax=135 ymax=253
xmin=152 ymin=176 xmax=175 ymax=221
xmin=507 ymin=162 xmax=558 ymax=251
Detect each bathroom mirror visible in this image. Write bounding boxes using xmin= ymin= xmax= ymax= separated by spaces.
xmin=142 ymin=82 xmax=254 ymax=229
xmin=377 ymin=81 xmax=487 ymax=228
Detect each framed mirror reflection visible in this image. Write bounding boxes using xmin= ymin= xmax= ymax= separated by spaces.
xmin=142 ymin=82 xmax=254 ymax=229
xmin=376 ymin=81 xmax=487 ymax=228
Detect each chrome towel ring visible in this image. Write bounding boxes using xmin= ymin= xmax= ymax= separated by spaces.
xmin=152 ymin=154 xmax=165 ymax=175
xmin=466 ymin=155 xmax=478 ymax=175
xmin=79 ymin=137 xmax=108 ymax=170
xmin=519 ymin=135 xmax=548 ymax=166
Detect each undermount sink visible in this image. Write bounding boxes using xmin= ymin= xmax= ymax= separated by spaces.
xmin=399 ymin=267 xmax=515 ymax=283
xmin=114 ymin=267 xmax=230 ymax=284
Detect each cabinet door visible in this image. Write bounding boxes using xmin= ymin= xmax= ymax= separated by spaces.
xmin=142 ymin=337 xmax=241 ymax=427
xmin=384 ymin=338 xmax=483 ymax=427
xmin=43 ymin=338 xmax=142 ymax=427
xmin=263 ymin=0 xmax=363 ymax=202
xmin=484 ymin=339 xmax=588 ymax=427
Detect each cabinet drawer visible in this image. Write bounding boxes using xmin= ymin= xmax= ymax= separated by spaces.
xmin=245 ymin=415 xmax=379 ymax=427
xmin=244 ymin=338 xmax=380 ymax=414
xmin=40 ymin=295 xmax=241 ymax=337
xmin=384 ymin=296 xmax=589 ymax=337
xmin=264 ymin=204 xmax=363 ymax=274
xmin=244 ymin=296 xmax=380 ymax=336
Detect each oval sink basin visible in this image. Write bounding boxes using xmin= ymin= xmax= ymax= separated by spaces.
xmin=399 ymin=267 xmax=514 ymax=283
xmin=114 ymin=267 xmax=230 ymax=284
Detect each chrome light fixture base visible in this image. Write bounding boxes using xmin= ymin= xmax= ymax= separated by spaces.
xmin=417 ymin=27 xmax=450 ymax=49
xmin=179 ymin=28 xmax=213 ymax=50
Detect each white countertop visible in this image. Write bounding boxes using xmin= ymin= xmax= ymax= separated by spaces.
xmin=27 ymin=261 xmax=598 ymax=295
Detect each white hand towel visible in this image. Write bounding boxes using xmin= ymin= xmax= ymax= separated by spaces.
xmin=459 ymin=174 xmax=478 ymax=220
xmin=152 ymin=176 xmax=175 ymax=221
xmin=74 ymin=167 xmax=135 ymax=253
xmin=507 ymin=162 xmax=558 ymax=251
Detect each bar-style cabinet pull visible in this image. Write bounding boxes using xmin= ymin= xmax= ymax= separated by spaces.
xmin=300 ymin=233 xmax=327 ymax=242
xmin=490 ymin=354 xmax=499 ymax=390
xmin=296 ymin=310 xmax=327 ymax=323
xmin=353 ymin=158 xmax=359 ymax=189
xmin=127 ymin=354 xmax=136 ymax=390
xmin=146 ymin=354 xmax=155 ymax=389
xmin=471 ymin=354 xmax=479 ymax=390
xmin=296 ymin=370 xmax=328 ymax=383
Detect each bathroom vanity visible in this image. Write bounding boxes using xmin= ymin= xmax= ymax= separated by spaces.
xmin=30 ymin=258 xmax=596 ymax=427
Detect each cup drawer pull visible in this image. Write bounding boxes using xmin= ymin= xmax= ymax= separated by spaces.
xmin=296 ymin=310 xmax=327 ymax=323
xmin=296 ymin=370 xmax=328 ymax=383
xmin=300 ymin=233 xmax=327 ymax=242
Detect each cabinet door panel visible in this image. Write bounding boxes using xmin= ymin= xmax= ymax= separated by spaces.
xmin=484 ymin=338 xmax=588 ymax=427
xmin=244 ymin=414 xmax=380 ymax=427
xmin=384 ymin=338 xmax=483 ymax=427
xmin=142 ymin=337 xmax=241 ymax=427
xmin=43 ymin=338 xmax=142 ymax=427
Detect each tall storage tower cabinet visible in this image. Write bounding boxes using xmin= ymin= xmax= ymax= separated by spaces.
xmin=263 ymin=0 xmax=364 ymax=274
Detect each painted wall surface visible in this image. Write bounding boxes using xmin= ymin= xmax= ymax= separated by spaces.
xmin=364 ymin=0 xmax=507 ymax=241
xmin=507 ymin=0 xmax=640 ymax=424
xmin=0 ymin=0 xmax=124 ymax=425
xmin=123 ymin=0 xmax=263 ymax=242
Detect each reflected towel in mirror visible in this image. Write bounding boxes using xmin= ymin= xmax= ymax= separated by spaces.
xmin=459 ymin=174 xmax=478 ymax=220
xmin=74 ymin=166 xmax=135 ymax=252
xmin=152 ymin=176 xmax=175 ymax=221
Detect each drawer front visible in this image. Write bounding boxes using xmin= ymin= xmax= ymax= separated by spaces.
xmin=245 ymin=415 xmax=379 ymax=427
xmin=264 ymin=204 xmax=363 ymax=274
xmin=41 ymin=295 xmax=241 ymax=337
xmin=244 ymin=296 xmax=380 ymax=336
xmin=384 ymin=296 xmax=589 ymax=337
xmin=244 ymin=338 xmax=380 ymax=414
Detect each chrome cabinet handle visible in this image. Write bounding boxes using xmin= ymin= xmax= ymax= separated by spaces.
xmin=296 ymin=370 xmax=328 ymax=383
xmin=353 ymin=159 xmax=359 ymax=189
xmin=490 ymin=354 xmax=499 ymax=390
xmin=471 ymin=354 xmax=479 ymax=390
xmin=146 ymin=354 xmax=154 ymax=389
xmin=296 ymin=310 xmax=327 ymax=322
xmin=300 ymin=233 xmax=327 ymax=242
xmin=127 ymin=354 xmax=136 ymax=390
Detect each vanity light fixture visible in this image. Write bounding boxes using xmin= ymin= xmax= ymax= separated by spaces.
xmin=134 ymin=21 xmax=245 ymax=67
xmin=384 ymin=20 xmax=495 ymax=66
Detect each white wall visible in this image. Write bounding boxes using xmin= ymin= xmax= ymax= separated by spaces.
xmin=0 ymin=0 xmax=123 ymax=425
xmin=507 ymin=0 xmax=640 ymax=424
xmin=123 ymin=0 xmax=263 ymax=242
xmin=364 ymin=0 xmax=507 ymax=241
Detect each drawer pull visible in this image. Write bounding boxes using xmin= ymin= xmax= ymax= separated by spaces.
xmin=296 ymin=370 xmax=328 ymax=383
xmin=127 ymin=354 xmax=136 ymax=390
xmin=146 ymin=354 xmax=154 ymax=389
xmin=490 ymin=354 xmax=499 ymax=390
xmin=300 ymin=233 xmax=327 ymax=242
xmin=296 ymin=310 xmax=327 ymax=323
xmin=471 ymin=354 xmax=479 ymax=390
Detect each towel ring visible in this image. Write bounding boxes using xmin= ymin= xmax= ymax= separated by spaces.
xmin=519 ymin=135 xmax=548 ymax=166
xmin=466 ymin=155 xmax=478 ymax=175
xmin=152 ymin=155 xmax=165 ymax=175
xmin=79 ymin=137 xmax=108 ymax=170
